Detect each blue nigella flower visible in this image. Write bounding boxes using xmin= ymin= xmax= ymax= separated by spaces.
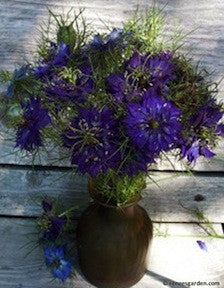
xmin=76 ymin=64 xmax=95 ymax=95
xmin=45 ymin=79 xmax=84 ymax=103
xmin=15 ymin=97 xmax=51 ymax=152
xmin=124 ymin=90 xmax=182 ymax=155
xmin=34 ymin=62 xmax=52 ymax=79
xmin=5 ymin=65 xmax=30 ymax=98
xmin=44 ymin=244 xmax=72 ymax=282
xmin=196 ymin=240 xmax=208 ymax=252
xmin=125 ymin=51 xmax=148 ymax=70
xmin=34 ymin=42 xmax=71 ymax=79
xmin=52 ymin=42 xmax=71 ymax=67
xmin=62 ymin=106 xmax=120 ymax=176
xmin=5 ymin=83 xmax=15 ymax=98
xmin=90 ymin=28 xmax=128 ymax=51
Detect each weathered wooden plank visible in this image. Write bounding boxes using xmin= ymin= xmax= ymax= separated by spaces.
xmin=148 ymin=223 xmax=224 ymax=287
xmin=0 ymin=217 xmax=92 ymax=288
xmin=0 ymin=166 xmax=89 ymax=217
xmin=142 ymin=172 xmax=224 ymax=223
xmin=0 ymin=218 xmax=223 ymax=288
xmin=0 ymin=166 xmax=223 ymax=222
xmin=0 ymin=0 xmax=224 ymax=80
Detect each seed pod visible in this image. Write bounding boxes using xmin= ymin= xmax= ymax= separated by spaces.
xmin=57 ymin=23 xmax=76 ymax=49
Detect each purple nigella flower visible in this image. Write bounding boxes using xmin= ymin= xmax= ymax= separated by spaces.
xmin=52 ymin=42 xmax=71 ymax=67
xmin=16 ymin=97 xmax=51 ymax=152
xmin=106 ymin=72 xmax=144 ymax=104
xmin=34 ymin=62 xmax=51 ymax=79
xmin=126 ymin=51 xmax=147 ymax=71
xmin=124 ymin=90 xmax=181 ymax=155
xmin=119 ymin=149 xmax=155 ymax=176
xmin=180 ymin=100 xmax=224 ymax=164
xmin=43 ymin=216 xmax=67 ymax=240
xmin=90 ymin=28 xmax=127 ymax=51
xmin=216 ymin=123 xmax=224 ymax=136
xmin=44 ymin=244 xmax=72 ymax=281
xmin=181 ymin=141 xmax=200 ymax=164
xmin=45 ymin=64 xmax=94 ymax=103
xmin=181 ymin=139 xmax=215 ymax=165
xmin=34 ymin=42 xmax=71 ymax=78
xmin=126 ymin=51 xmax=176 ymax=94
xmin=145 ymin=51 xmax=176 ymax=91
xmin=106 ymin=73 xmax=126 ymax=102
xmin=107 ymin=51 xmax=176 ymax=104
xmin=62 ymin=106 xmax=120 ymax=176
xmin=196 ymin=240 xmax=208 ymax=252
xmin=75 ymin=63 xmax=95 ymax=95
xmin=190 ymin=101 xmax=224 ymax=130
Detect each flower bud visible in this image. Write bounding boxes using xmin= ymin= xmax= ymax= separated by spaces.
xmin=57 ymin=24 xmax=76 ymax=49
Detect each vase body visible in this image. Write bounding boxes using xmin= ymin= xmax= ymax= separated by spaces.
xmin=77 ymin=186 xmax=153 ymax=288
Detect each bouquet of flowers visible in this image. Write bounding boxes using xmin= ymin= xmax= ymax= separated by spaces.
xmin=1 ymin=8 xmax=224 ymax=283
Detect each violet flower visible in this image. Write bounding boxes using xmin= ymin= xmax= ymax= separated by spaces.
xmin=45 ymin=64 xmax=94 ymax=103
xmin=62 ymin=106 xmax=120 ymax=176
xmin=16 ymin=97 xmax=51 ymax=152
xmin=34 ymin=42 xmax=72 ymax=79
xmin=90 ymin=28 xmax=126 ymax=51
xmin=196 ymin=240 xmax=208 ymax=252
xmin=107 ymin=51 xmax=176 ymax=104
xmin=124 ymin=90 xmax=182 ymax=155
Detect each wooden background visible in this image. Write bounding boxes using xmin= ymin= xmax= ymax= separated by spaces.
xmin=0 ymin=1 xmax=224 ymax=287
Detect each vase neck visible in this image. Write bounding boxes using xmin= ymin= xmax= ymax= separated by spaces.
xmin=88 ymin=178 xmax=142 ymax=208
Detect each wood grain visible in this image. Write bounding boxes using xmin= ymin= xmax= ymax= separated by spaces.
xmin=0 ymin=166 xmax=223 ymax=222
xmin=0 ymin=218 xmax=223 ymax=288
xmin=0 ymin=2 xmax=224 ymax=287
xmin=0 ymin=0 xmax=223 ymax=80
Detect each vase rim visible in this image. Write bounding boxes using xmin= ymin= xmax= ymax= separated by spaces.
xmin=92 ymin=193 xmax=142 ymax=209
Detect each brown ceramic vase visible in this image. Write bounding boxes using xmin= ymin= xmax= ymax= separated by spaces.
xmin=76 ymin=180 xmax=153 ymax=288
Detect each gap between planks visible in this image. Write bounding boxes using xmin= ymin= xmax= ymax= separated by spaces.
xmin=1 ymin=162 xmax=224 ymax=175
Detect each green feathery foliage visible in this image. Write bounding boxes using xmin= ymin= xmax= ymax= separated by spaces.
xmin=93 ymin=170 xmax=146 ymax=206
